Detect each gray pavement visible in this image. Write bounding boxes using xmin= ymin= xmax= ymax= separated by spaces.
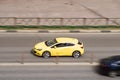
xmin=0 ymin=65 xmax=119 ymax=80
xmin=0 ymin=0 xmax=120 ymax=18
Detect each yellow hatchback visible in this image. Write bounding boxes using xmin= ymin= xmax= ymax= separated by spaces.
xmin=32 ymin=37 xmax=84 ymax=58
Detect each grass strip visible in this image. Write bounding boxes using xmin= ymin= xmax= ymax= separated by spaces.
xmin=0 ymin=25 xmax=120 ymax=30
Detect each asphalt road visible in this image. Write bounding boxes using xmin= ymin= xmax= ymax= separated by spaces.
xmin=0 ymin=33 xmax=120 ymax=63
xmin=0 ymin=65 xmax=119 ymax=80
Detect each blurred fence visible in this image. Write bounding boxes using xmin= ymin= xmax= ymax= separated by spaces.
xmin=0 ymin=17 xmax=120 ymax=26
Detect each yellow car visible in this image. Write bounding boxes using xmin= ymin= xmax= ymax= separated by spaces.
xmin=32 ymin=37 xmax=84 ymax=58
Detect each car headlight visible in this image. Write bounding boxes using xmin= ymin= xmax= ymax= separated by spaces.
xmin=37 ymin=49 xmax=42 ymax=51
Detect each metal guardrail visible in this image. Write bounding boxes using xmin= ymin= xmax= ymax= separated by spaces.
xmin=0 ymin=17 xmax=120 ymax=26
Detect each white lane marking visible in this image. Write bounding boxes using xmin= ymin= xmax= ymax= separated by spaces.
xmin=0 ymin=62 xmax=99 ymax=66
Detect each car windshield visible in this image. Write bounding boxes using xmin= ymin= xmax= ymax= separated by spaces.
xmin=109 ymin=56 xmax=120 ymax=60
xmin=45 ymin=39 xmax=57 ymax=46
xmin=104 ymin=56 xmax=120 ymax=63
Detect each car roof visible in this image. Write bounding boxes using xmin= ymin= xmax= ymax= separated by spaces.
xmin=110 ymin=55 xmax=120 ymax=60
xmin=56 ymin=37 xmax=78 ymax=44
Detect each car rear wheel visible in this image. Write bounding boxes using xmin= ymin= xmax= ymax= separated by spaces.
xmin=72 ymin=51 xmax=81 ymax=58
xmin=42 ymin=51 xmax=51 ymax=58
xmin=108 ymin=71 xmax=117 ymax=77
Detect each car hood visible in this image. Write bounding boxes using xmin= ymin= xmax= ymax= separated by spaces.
xmin=99 ymin=58 xmax=112 ymax=65
xmin=34 ymin=42 xmax=48 ymax=49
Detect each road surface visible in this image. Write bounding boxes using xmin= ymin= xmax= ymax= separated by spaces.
xmin=0 ymin=65 xmax=119 ymax=80
xmin=0 ymin=33 xmax=120 ymax=63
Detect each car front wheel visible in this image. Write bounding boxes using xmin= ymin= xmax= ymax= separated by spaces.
xmin=42 ymin=51 xmax=51 ymax=58
xmin=72 ymin=51 xmax=81 ymax=58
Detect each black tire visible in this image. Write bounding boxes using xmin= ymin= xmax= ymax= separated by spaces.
xmin=42 ymin=51 xmax=51 ymax=58
xmin=72 ymin=51 xmax=81 ymax=58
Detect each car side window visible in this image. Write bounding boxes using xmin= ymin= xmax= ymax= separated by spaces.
xmin=55 ymin=43 xmax=65 ymax=48
xmin=113 ymin=61 xmax=120 ymax=66
xmin=64 ymin=43 xmax=74 ymax=46
xmin=117 ymin=61 xmax=120 ymax=65
xmin=118 ymin=63 xmax=120 ymax=65
xmin=55 ymin=43 xmax=74 ymax=48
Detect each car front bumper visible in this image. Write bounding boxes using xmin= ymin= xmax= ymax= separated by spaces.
xmin=31 ymin=48 xmax=42 ymax=56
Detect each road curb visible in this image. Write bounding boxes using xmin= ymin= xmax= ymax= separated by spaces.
xmin=101 ymin=30 xmax=111 ymax=33
xmin=0 ymin=30 xmax=120 ymax=33
xmin=0 ymin=62 xmax=99 ymax=66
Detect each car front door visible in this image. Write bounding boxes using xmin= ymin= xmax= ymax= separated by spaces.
xmin=55 ymin=43 xmax=74 ymax=56
xmin=50 ymin=43 xmax=65 ymax=56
